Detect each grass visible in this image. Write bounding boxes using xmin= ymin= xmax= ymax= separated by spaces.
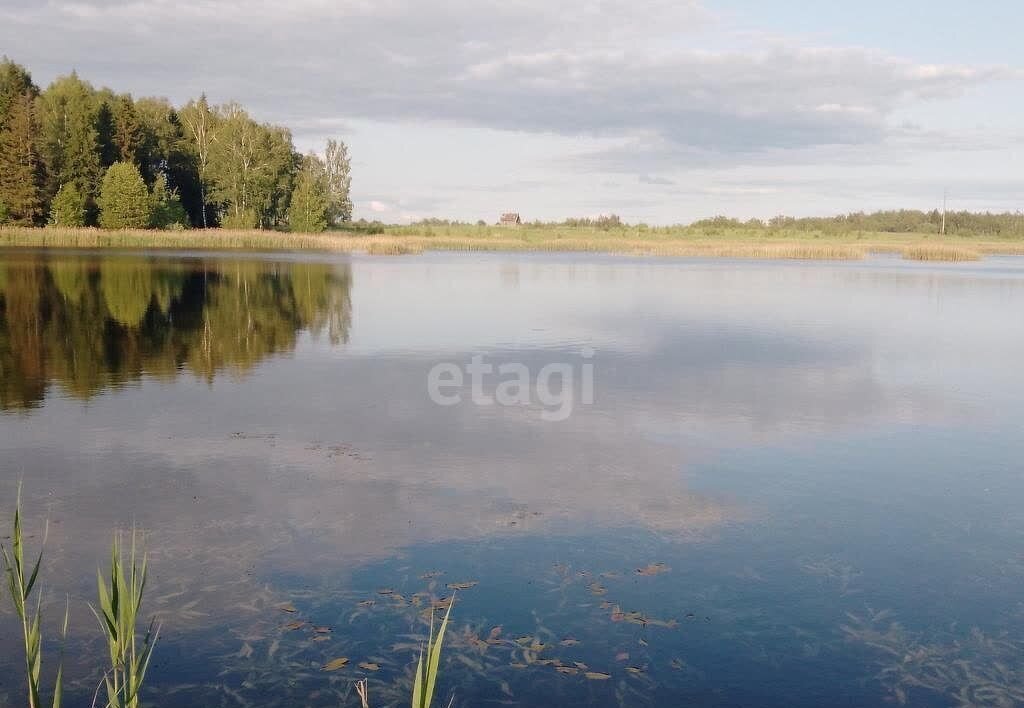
xmin=3 ymin=224 xmax=1024 ymax=261
xmin=899 ymin=244 xmax=981 ymax=262
xmin=412 ymin=597 xmax=454 ymax=708
xmin=2 ymin=489 xmax=158 ymax=708
xmin=1 ymin=484 xmax=68 ymax=708
xmin=90 ymin=532 xmax=160 ymax=708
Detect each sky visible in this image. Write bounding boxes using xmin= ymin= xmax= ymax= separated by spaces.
xmin=1 ymin=0 xmax=1022 ymax=224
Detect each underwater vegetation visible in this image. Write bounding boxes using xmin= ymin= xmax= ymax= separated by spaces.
xmin=842 ymin=609 xmax=1024 ymax=707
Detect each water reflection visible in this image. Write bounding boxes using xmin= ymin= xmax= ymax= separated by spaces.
xmin=2 ymin=252 xmax=1024 ymax=707
xmin=0 ymin=252 xmax=351 ymax=410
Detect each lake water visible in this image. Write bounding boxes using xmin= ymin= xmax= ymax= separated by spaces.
xmin=1 ymin=249 xmax=1023 ymax=707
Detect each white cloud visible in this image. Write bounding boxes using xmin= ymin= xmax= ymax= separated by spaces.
xmin=2 ymin=0 xmax=1021 ymax=221
xmin=2 ymin=0 xmax=1010 ymax=156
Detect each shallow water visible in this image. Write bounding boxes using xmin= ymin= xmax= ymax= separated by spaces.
xmin=1 ymin=249 xmax=1023 ymax=707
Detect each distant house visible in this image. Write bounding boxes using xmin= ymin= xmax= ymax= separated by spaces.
xmin=499 ymin=212 xmax=522 ymax=226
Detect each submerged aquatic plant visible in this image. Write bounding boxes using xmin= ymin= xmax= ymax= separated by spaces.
xmin=0 ymin=483 xmax=69 ymax=708
xmin=90 ymin=531 xmax=160 ymax=708
xmin=412 ymin=596 xmax=454 ymax=708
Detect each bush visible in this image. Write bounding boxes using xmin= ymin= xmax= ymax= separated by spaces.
xmin=220 ymin=209 xmax=259 ymax=229
xmin=0 ymin=199 xmax=9 ymax=225
xmin=49 ymin=183 xmax=88 ymax=227
xmin=98 ymin=162 xmax=151 ymax=229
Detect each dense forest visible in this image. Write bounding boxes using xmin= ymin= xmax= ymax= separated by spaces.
xmin=0 ymin=57 xmax=351 ymax=231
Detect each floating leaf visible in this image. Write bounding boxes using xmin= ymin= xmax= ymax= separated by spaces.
xmin=284 ymin=621 xmax=305 ymax=630
xmin=588 ymin=582 xmax=607 ymax=596
xmin=322 ymin=657 xmax=349 ymax=671
xmin=556 ymin=666 xmax=579 ymax=675
xmin=560 ymin=638 xmax=580 ymax=647
xmin=509 ymin=662 xmax=527 ymax=669
xmin=615 ymin=652 xmax=630 ymax=662
xmin=573 ymin=661 xmax=589 ymax=670
xmin=626 ymin=666 xmax=644 ymax=675
xmin=313 ymin=626 xmax=331 ymax=634
xmin=446 ymin=581 xmax=478 ymax=591
xmin=279 ymin=604 xmax=297 ymax=613
xmin=358 ymin=600 xmax=375 ymax=607
xmin=670 ymin=658 xmax=684 ymax=670
xmin=358 ymin=662 xmax=380 ymax=671
xmin=419 ymin=571 xmax=443 ymax=580
xmin=377 ymin=588 xmax=394 ymax=595
xmin=636 ymin=563 xmax=669 ymax=577
xmin=585 ymin=672 xmax=611 ymax=680
xmin=312 ymin=635 xmax=329 ymax=642
xmin=431 ymin=596 xmax=454 ymax=610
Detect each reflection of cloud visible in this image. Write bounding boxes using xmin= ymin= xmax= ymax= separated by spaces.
xmin=3 ymin=251 xmax=1024 ymax=666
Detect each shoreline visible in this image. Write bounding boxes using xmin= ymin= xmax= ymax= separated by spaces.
xmin=3 ymin=226 xmax=1024 ymax=261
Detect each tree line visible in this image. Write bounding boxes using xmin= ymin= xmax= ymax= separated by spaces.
xmin=691 ymin=210 xmax=1024 ymax=237
xmin=0 ymin=57 xmax=351 ymax=231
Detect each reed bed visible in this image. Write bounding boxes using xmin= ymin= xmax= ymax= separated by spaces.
xmin=900 ymin=245 xmax=981 ymax=262
xmin=2 ymin=225 xmax=1023 ymax=261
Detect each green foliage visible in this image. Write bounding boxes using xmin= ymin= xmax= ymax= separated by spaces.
xmin=1 ymin=60 xmax=357 ymax=232
xmin=0 ymin=57 xmax=35 ymax=126
xmin=37 ymin=73 xmax=103 ymax=213
xmin=98 ymin=162 xmax=151 ymax=229
xmin=209 ymin=103 xmax=295 ymax=229
xmin=1 ymin=484 xmax=69 ymax=708
xmin=90 ymin=531 xmax=160 ymax=708
xmin=220 ymin=208 xmax=260 ymax=230
xmin=412 ymin=599 xmax=454 ymax=708
xmin=0 ymin=90 xmax=45 ymax=224
xmin=178 ymin=95 xmax=218 ymax=228
xmin=289 ymin=154 xmax=329 ymax=233
xmin=324 ymin=139 xmax=352 ymax=224
xmin=0 ymin=198 xmax=10 ymax=224
xmin=149 ymin=173 xmax=188 ymax=229
xmin=110 ymin=94 xmax=143 ymax=165
xmin=49 ymin=183 xmax=87 ymax=227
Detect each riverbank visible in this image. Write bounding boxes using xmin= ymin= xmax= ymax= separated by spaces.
xmin=4 ymin=225 xmax=1024 ymax=261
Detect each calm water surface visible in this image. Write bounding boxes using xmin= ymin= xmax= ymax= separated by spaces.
xmin=1 ymin=249 xmax=1023 ymax=707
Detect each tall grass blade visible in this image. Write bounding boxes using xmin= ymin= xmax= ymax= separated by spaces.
xmin=1 ymin=483 xmax=66 ymax=708
xmin=411 ymin=594 xmax=454 ymax=708
xmin=90 ymin=529 xmax=160 ymax=708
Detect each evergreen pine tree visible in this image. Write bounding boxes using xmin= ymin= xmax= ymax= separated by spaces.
xmin=0 ymin=91 xmax=45 ymax=225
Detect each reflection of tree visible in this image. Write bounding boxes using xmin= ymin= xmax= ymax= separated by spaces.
xmin=0 ymin=254 xmax=351 ymax=410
